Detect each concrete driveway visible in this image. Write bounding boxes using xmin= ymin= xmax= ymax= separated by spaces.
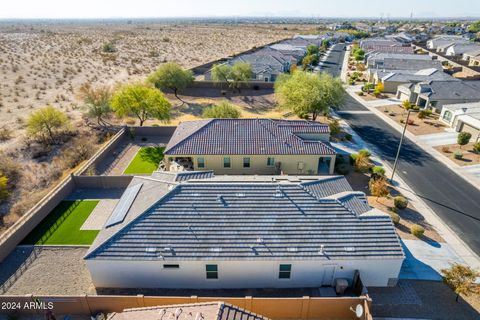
xmin=400 ymin=239 xmax=465 ymax=281
xmin=417 ymin=131 xmax=458 ymax=147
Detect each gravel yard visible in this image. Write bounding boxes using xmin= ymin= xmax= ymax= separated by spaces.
xmin=3 ymin=247 xmax=95 ymax=296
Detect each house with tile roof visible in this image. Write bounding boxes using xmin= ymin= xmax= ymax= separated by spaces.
xmin=84 ymin=173 xmax=404 ymax=289
xmin=108 ymin=302 xmax=269 ymax=320
xmin=163 ymin=119 xmax=337 ymax=175
xmin=440 ymin=101 xmax=480 ymax=142
xmin=396 ymin=80 xmax=480 ymax=112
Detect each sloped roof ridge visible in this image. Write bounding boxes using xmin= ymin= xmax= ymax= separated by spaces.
xmin=164 ymin=119 xmax=213 ymax=154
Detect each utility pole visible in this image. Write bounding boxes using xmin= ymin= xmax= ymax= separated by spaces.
xmin=391 ymin=109 xmax=412 ymax=182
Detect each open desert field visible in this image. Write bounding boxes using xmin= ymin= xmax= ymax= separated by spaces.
xmin=0 ymin=21 xmax=297 ymax=136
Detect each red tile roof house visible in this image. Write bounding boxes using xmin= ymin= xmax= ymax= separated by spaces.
xmin=163 ymin=119 xmax=337 ymax=175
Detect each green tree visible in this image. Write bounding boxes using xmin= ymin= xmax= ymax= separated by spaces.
xmin=468 ymin=21 xmax=480 ymax=33
xmin=147 ymin=62 xmax=194 ymax=102
xmin=78 ymin=83 xmax=112 ymax=127
xmin=441 ymin=263 xmax=480 ymax=302
xmin=27 ymin=106 xmax=70 ymax=144
xmin=275 ymin=71 xmax=345 ymax=121
xmin=111 ymin=83 xmax=171 ymax=126
xmin=302 ymin=54 xmax=319 ymax=69
xmin=202 ymin=101 xmax=241 ymax=119
xmin=211 ymin=62 xmax=252 ymax=91
xmin=306 ymin=44 xmax=319 ymax=56
xmin=457 ymin=132 xmax=472 ymax=149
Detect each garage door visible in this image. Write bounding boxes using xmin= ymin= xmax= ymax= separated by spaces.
xmin=397 ymin=92 xmax=410 ymax=102
xmin=460 ymin=122 xmax=480 ymax=140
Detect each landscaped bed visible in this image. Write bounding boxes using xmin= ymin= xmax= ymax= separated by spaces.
xmin=123 ymin=146 xmax=165 ymax=175
xmin=377 ymin=105 xmax=447 ymax=135
xmin=434 ymin=143 xmax=480 ymax=166
xmin=22 ymin=200 xmax=99 ymax=245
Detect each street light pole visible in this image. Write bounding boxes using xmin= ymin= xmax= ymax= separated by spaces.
xmin=391 ymin=109 xmax=412 ymax=182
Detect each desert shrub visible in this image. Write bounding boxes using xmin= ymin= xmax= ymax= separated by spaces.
xmin=394 ymin=196 xmax=408 ymax=209
xmin=372 ymin=166 xmax=385 ymax=176
xmin=441 ymin=263 xmax=480 ymax=302
xmin=355 ymin=152 xmax=372 ymax=172
xmin=389 ymin=212 xmax=400 ymax=224
xmin=335 ymin=163 xmax=350 ymax=175
xmin=410 ymin=224 xmax=425 ymax=237
xmin=442 ymin=146 xmax=450 ymax=153
xmin=359 ymin=149 xmax=371 ymax=157
xmin=102 ymin=42 xmax=117 ymax=53
xmin=369 ymin=176 xmax=389 ymax=198
xmin=402 ymin=100 xmax=412 ymax=110
xmin=202 ymin=101 xmax=241 ymax=119
xmin=329 ymin=119 xmax=341 ymax=135
xmin=390 ymin=206 xmax=399 ymax=214
xmin=407 ymin=119 xmax=415 ymax=125
xmin=0 ymin=127 xmax=12 ymax=142
xmin=357 ymin=91 xmax=364 ymax=96
xmin=60 ymin=138 xmax=94 ymax=169
xmin=0 ymin=153 xmax=21 ymax=184
xmin=418 ymin=110 xmax=428 ymax=119
xmin=457 ymin=132 xmax=472 ymax=147
xmin=453 ymin=151 xmax=463 ymax=160
xmin=474 ymin=142 xmax=480 ymax=153
xmin=344 ymin=133 xmax=353 ymax=141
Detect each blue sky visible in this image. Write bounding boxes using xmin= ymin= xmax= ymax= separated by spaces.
xmin=1 ymin=0 xmax=479 ymax=19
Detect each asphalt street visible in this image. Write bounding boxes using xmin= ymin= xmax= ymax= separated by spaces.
xmin=322 ymin=43 xmax=480 ymax=256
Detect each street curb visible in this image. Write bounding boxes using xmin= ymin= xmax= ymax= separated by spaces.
xmin=348 ymin=90 xmax=480 ymax=191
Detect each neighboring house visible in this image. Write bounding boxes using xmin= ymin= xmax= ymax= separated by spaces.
xmin=370 ymin=68 xmax=454 ymax=93
xmin=360 ymin=38 xmax=404 ymax=50
xmin=426 ymin=35 xmax=469 ymax=51
xmin=364 ymin=45 xmax=414 ymax=55
xmin=396 ymin=80 xmax=480 ymax=112
xmin=369 ymin=58 xmax=443 ymax=72
xmin=445 ymin=44 xmax=480 ymax=57
xmin=163 ymin=119 xmax=336 ymax=175
xmin=108 ymin=302 xmax=269 ymax=320
xmin=385 ymin=32 xmax=415 ymax=44
xmin=463 ymin=49 xmax=480 ymax=65
xmin=440 ymin=101 xmax=480 ymax=142
xmin=366 ymin=53 xmax=432 ymax=69
xmin=269 ymin=43 xmax=306 ymax=62
xmin=84 ymin=173 xmax=404 ymax=289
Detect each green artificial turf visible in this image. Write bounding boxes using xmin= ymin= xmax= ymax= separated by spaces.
xmin=123 ymin=146 xmax=165 ymax=175
xmin=22 ymin=200 xmax=99 ymax=245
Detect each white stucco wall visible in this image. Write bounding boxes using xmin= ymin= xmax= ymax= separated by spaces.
xmin=86 ymin=258 xmax=403 ymax=289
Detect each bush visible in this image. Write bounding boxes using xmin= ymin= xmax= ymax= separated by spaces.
xmin=410 ymin=224 xmax=425 ymax=237
xmin=442 ymin=146 xmax=450 ymax=153
xmin=418 ymin=110 xmax=428 ymax=119
xmin=102 ymin=42 xmax=117 ymax=53
xmin=358 ymin=149 xmax=371 ymax=157
xmin=457 ymin=132 xmax=472 ymax=147
xmin=202 ymin=101 xmax=241 ymax=119
xmin=389 ymin=212 xmax=400 ymax=224
xmin=329 ymin=120 xmax=341 ymax=135
xmin=0 ymin=175 xmax=9 ymax=201
xmin=349 ymin=153 xmax=358 ymax=165
xmin=0 ymin=127 xmax=12 ymax=142
xmin=474 ymin=142 xmax=480 ymax=153
xmin=390 ymin=206 xmax=399 ymax=214
xmin=369 ymin=176 xmax=390 ymax=197
xmin=372 ymin=166 xmax=385 ymax=176
xmin=357 ymin=91 xmax=364 ymax=96
xmin=407 ymin=119 xmax=415 ymax=125
xmin=394 ymin=196 xmax=408 ymax=209
xmin=453 ymin=150 xmax=463 ymax=160
xmin=355 ymin=153 xmax=373 ymax=173
xmin=344 ymin=133 xmax=353 ymax=141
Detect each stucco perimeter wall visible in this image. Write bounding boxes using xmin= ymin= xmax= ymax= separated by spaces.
xmin=188 ymin=80 xmax=274 ymax=90
xmin=167 ymin=155 xmax=336 ymax=175
xmin=0 ymin=295 xmax=373 ymax=320
xmin=86 ymin=259 xmax=402 ymax=289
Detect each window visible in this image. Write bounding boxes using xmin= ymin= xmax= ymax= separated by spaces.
xmin=197 ymin=157 xmax=205 ymax=168
xmin=163 ymin=264 xmax=179 ymax=269
xmin=223 ymin=157 xmax=231 ymax=168
xmin=206 ymin=264 xmax=218 ymax=279
xmin=443 ymin=110 xmax=453 ymax=122
xmin=267 ymin=157 xmax=275 ymax=167
xmin=243 ymin=157 xmax=251 ymax=168
xmin=279 ymin=264 xmax=291 ymax=279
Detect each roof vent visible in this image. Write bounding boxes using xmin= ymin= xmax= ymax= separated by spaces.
xmin=236 ymin=193 xmax=246 ymax=198
xmin=210 ymin=247 xmax=222 ymax=252
xmin=217 ymin=195 xmax=223 ymax=202
xmin=257 ymin=237 xmax=265 ymax=244
xmin=287 ymin=247 xmax=298 ymax=252
xmin=345 ymin=246 xmax=356 ymax=252
xmin=193 ymin=193 xmax=201 ymax=197
xmin=145 ymin=247 xmax=157 ymax=253
xmin=164 ymin=247 xmax=172 ymax=252
xmin=318 ymin=245 xmax=325 ymax=255
xmin=274 ymin=186 xmax=283 ymax=198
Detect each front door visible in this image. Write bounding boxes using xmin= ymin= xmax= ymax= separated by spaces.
xmin=321 ymin=265 xmax=336 ymax=286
